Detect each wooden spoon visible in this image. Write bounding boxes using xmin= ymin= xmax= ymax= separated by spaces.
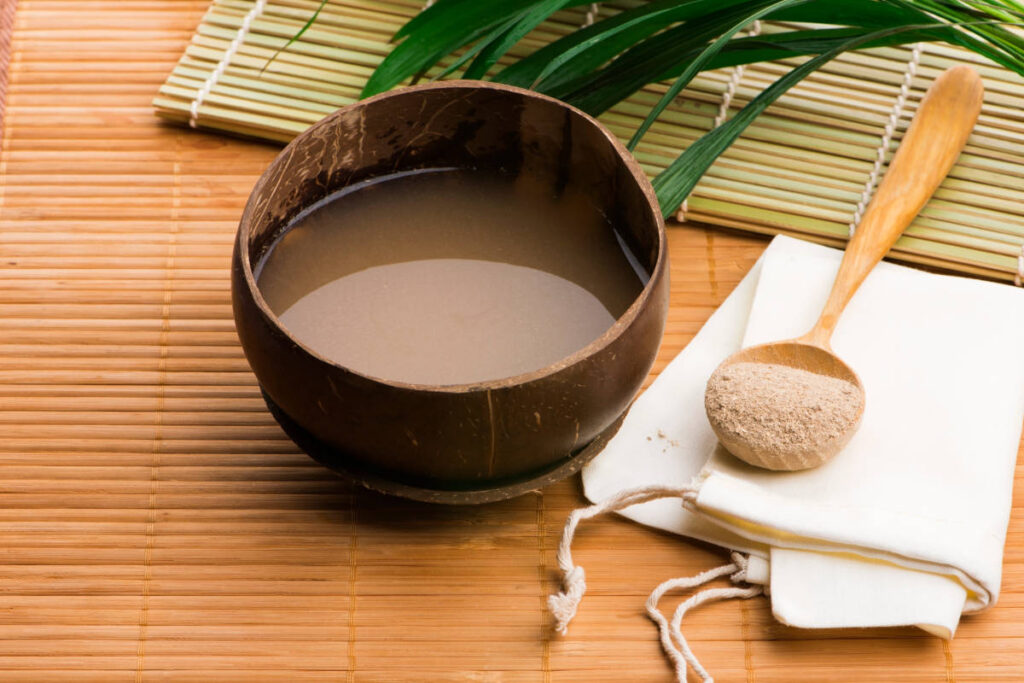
xmin=704 ymin=65 xmax=984 ymax=471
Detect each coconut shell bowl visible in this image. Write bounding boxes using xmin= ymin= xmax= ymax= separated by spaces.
xmin=232 ymin=81 xmax=668 ymax=504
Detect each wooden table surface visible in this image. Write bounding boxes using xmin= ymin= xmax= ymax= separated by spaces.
xmin=0 ymin=1 xmax=1022 ymax=680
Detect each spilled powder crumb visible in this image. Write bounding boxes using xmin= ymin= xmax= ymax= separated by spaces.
xmin=705 ymin=362 xmax=862 ymax=462
xmin=655 ymin=429 xmax=679 ymax=452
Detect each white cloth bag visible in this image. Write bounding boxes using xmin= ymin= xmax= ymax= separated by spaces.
xmin=552 ymin=236 xmax=1024 ymax=680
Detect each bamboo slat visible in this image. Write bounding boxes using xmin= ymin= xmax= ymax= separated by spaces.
xmin=2 ymin=1 xmax=1023 ymax=681
xmin=153 ymin=1 xmax=1024 ymax=287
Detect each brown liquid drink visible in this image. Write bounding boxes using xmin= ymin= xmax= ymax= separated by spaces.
xmin=256 ymin=168 xmax=646 ymax=386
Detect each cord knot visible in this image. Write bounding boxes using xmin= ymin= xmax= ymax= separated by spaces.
xmin=548 ymin=566 xmax=586 ymax=634
xmin=729 ymin=552 xmax=749 ymax=583
xmin=548 ymin=486 xmax=697 ymax=637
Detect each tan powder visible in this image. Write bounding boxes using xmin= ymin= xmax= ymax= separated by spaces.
xmin=704 ymin=362 xmax=863 ymax=467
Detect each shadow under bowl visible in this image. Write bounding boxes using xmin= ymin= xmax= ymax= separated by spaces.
xmin=232 ymin=81 xmax=668 ymax=502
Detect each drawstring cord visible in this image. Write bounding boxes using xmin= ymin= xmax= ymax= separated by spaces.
xmin=548 ymin=485 xmax=697 ymax=633
xmin=548 ymin=485 xmax=763 ymax=683
xmin=648 ymin=553 xmax=763 ymax=682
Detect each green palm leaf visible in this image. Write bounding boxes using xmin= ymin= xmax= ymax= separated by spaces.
xmin=259 ymin=0 xmax=329 ymax=75
xmin=349 ymin=0 xmax=1024 ymax=216
xmin=496 ymin=0 xmax=760 ymax=90
xmin=652 ymin=23 xmax=946 ymax=214
xmin=361 ymin=0 xmax=541 ymax=97
xmin=627 ymin=0 xmax=809 ymax=151
xmin=461 ymin=0 xmax=576 ymax=80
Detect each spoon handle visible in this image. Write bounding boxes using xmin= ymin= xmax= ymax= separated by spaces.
xmin=801 ymin=65 xmax=983 ymax=348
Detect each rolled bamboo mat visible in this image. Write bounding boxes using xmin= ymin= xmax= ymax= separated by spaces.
xmin=152 ymin=0 xmax=1024 ymax=287
xmin=0 ymin=0 xmax=14 ymax=134
xmin=2 ymin=1 xmax=1023 ymax=680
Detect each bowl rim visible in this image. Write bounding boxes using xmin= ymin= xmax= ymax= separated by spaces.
xmin=237 ymin=79 xmax=667 ymax=395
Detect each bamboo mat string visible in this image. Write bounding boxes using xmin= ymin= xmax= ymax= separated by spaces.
xmin=346 ymin=493 xmax=359 ymax=682
xmin=189 ymin=0 xmax=268 ymax=128
xmin=676 ymin=20 xmax=763 ymax=225
xmin=135 ymin=128 xmax=183 ymax=683
xmin=711 ymin=21 xmax=762 ymax=131
xmin=848 ymin=42 xmax=924 ymax=237
xmin=0 ymin=0 xmax=15 ymax=136
xmin=0 ymin=0 xmax=14 ymax=225
xmin=536 ymin=492 xmax=553 ymax=681
xmin=583 ymin=3 xmax=599 ymax=28
xmin=1015 ymin=243 xmax=1023 ymax=286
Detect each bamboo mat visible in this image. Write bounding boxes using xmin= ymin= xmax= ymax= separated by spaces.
xmin=152 ymin=0 xmax=1024 ymax=286
xmin=2 ymin=1 xmax=1024 ymax=680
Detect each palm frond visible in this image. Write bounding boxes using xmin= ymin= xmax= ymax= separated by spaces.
xmin=354 ymin=0 xmax=1024 ymax=215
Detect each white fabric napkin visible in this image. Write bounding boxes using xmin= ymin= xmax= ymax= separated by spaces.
xmin=581 ymin=235 xmax=1024 ymax=639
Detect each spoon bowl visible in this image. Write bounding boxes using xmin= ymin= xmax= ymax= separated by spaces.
xmin=707 ymin=342 xmax=864 ymax=470
xmin=705 ymin=64 xmax=984 ymax=471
